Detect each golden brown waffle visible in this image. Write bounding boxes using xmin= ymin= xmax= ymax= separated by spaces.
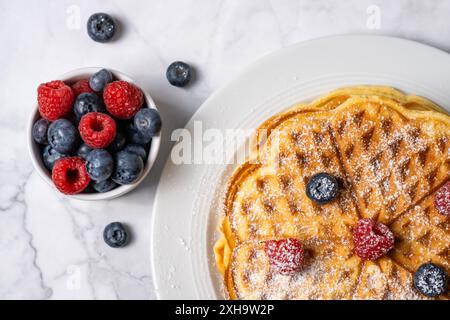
xmin=390 ymin=190 xmax=450 ymax=275
xmin=330 ymin=97 xmax=449 ymax=223
xmin=214 ymin=86 xmax=450 ymax=300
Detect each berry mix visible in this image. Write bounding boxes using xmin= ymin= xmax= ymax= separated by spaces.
xmin=32 ymin=68 xmax=162 ymax=195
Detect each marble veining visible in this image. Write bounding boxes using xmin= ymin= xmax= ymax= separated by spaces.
xmin=0 ymin=0 xmax=449 ymax=299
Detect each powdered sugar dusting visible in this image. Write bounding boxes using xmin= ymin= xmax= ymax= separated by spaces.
xmin=224 ymin=91 xmax=450 ymax=300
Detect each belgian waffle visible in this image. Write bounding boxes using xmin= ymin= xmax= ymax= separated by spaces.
xmin=214 ymin=86 xmax=450 ymax=300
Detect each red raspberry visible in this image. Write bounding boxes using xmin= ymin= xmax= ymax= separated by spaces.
xmin=434 ymin=181 xmax=450 ymax=216
xmin=103 ymin=80 xmax=143 ymax=119
xmin=38 ymin=80 xmax=74 ymax=121
xmin=265 ymin=238 xmax=304 ymax=275
xmin=52 ymin=157 xmax=90 ymax=194
xmin=353 ymin=219 xmax=394 ymax=261
xmin=71 ymin=79 xmax=95 ymax=97
xmin=79 ymin=112 xmax=116 ymax=148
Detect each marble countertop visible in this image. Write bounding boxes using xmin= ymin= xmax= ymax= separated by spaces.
xmin=1 ymin=0 xmax=449 ymax=299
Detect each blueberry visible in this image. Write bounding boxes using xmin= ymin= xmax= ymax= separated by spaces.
xmin=112 ymin=150 xmax=144 ymax=185
xmin=73 ymin=93 xmax=104 ymax=119
xmin=89 ymin=69 xmax=113 ymax=92
xmin=92 ymin=179 xmax=117 ymax=193
xmin=86 ymin=149 xmax=113 ymax=181
xmin=87 ymin=13 xmax=116 ymax=43
xmin=306 ymin=173 xmax=339 ymax=204
xmin=166 ymin=61 xmax=192 ymax=87
xmin=47 ymin=119 xmax=79 ymax=154
xmin=414 ymin=263 xmax=448 ymax=297
xmin=32 ymin=119 xmax=50 ymax=144
xmin=134 ymin=108 xmax=161 ymax=140
xmin=125 ymin=122 xmax=151 ymax=144
xmin=108 ymin=129 xmax=126 ymax=153
xmin=42 ymin=145 xmax=67 ymax=171
xmin=123 ymin=144 xmax=147 ymax=161
xmin=103 ymin=222 xmax=128 ymax=248
xmin=77 ymin=143 xmax=93 ymax=160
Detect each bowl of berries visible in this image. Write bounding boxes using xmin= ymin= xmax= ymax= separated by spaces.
xmin=28 ymin=67 xmax=162 ymax=200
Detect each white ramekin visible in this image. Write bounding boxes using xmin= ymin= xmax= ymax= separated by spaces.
xmin=27 ymin=67 xmax=161 ymax=200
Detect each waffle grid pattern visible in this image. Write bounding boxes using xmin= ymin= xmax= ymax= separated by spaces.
xmin=218 ymin=87 xmax=450 ymax=300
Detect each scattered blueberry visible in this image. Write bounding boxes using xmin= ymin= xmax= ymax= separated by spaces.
xmin=125 ymin=122 xmax=151 ymax=144
xmin=111 ymin=150 xmax=144 ymax=185
xmin=76 ymin=143 xmax=93 ymax=160
xmin=32 ymin=119 xmax=50 ymax=144
xmin=42 ymin=145 xmax=67 ymax=171
xmin=86 ymin=149 xmax=113 ymax=181
xmin=134 ymin=108 xmax=161 ymax=139
xmin=92 ymin=179 xmax=117 ymax=193
xmin=87 ymin=13 xmax=116 ymax=43
xmin=89 ymin=69 xmax=113 ymax=92
xmin=108 ymin=129 xmax=126 ymax=153
xmin=124 ymin=144 xmax=147 ymax=161
xmin=47 ymin=119 xmax=80 ymax=154
xmin=73 ymin=93 xmax=104 ymax=119
xmin=306 ymin=173 xmax=339 ymax=204
xmin=103 ymin=222 xmax=128 ymax=248
xmin=414 ymin=263 xmax=448 ymax=297
xmin=166 ymin=61 xmax=192 ymax=87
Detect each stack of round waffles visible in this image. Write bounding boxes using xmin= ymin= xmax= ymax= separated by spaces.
xmin=214 ymin=86 xmax=449 ymax=300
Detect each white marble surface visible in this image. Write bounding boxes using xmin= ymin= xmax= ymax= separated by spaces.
xmin=1 ymin=0 xmax=450 ymax=299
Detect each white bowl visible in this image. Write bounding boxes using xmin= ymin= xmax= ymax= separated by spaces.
xmin=27 ymin=67 xmax=161 ymax=200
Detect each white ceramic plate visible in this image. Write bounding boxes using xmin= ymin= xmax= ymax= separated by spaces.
xmin=151 ymin=35 xmax=450 ymax=299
